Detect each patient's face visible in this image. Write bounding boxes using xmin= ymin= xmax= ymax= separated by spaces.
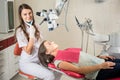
xmin=44 ymin=41 xmax=58 ymax=54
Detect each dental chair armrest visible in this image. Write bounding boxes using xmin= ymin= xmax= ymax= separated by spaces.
xmin=48 ymin=63 xmax=85 ymax=78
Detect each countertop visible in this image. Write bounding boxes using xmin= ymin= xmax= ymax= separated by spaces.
xmin=0 ymin=31 xmax=15 ymax=41
xmin=0 ymin=31 xmax=15 ymax=51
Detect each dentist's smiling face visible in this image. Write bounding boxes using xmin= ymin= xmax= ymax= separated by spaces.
xmin=21 ymin=9 xmax=33 ymax=23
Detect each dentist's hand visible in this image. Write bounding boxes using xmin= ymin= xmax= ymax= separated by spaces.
xmin=29 ymin=25 xmax=35 ymax=39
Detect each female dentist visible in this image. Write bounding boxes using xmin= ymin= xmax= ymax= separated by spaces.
xmin=15 ymin=3 xmax=55 ymax=80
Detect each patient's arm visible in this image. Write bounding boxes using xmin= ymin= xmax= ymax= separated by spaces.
xmin=58 ymin=61 xmax=115 ymax=74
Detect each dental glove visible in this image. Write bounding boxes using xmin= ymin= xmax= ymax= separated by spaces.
xmin=29 ymin=25 xmax=35 ymax=39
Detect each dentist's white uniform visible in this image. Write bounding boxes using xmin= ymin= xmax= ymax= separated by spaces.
xmin=16 ymin=25 xmax=55 ymax=80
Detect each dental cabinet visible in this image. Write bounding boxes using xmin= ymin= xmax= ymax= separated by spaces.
xmin=0 ymin=35 xmax=19 ymax=80
xmin=0 ymin=0 xmax=14 ymax=33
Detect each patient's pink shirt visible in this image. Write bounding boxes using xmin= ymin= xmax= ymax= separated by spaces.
xmin=54 ymin=48 xmax=81 ymax=63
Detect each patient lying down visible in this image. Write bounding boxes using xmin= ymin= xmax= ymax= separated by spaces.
xmin=38 ymin=40 xmax=120 ymax=80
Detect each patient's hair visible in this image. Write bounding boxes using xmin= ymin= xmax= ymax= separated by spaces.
xmin=38 ymin=40 xmax=55 ymax=67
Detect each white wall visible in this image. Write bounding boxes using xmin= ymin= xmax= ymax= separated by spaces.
xmin=14 ymin=0 xmax=120 ymax=55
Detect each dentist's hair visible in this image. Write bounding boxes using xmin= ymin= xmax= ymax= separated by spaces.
xmin=38 ymin=40 xmax=55 ymax=68
xmin=15 ymin=3 xmax=40 ymax=41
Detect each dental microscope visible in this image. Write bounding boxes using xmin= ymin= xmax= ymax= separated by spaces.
xmin=75 ymin=16 xmax=120 ymax=58
xmin=36 ymin=0 xmax=67 ymax=31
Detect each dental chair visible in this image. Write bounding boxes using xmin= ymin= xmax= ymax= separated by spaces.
xmin=14 ymin=43 xmax=120 ymax=80
xmin=14 ymin=43 xmax=85 ymax=80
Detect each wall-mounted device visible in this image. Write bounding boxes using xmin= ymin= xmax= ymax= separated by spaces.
xmin=95 ymin=0 xmax=104 ymax=3
xmin=0 ymin=0 xmax=14 ymax=33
